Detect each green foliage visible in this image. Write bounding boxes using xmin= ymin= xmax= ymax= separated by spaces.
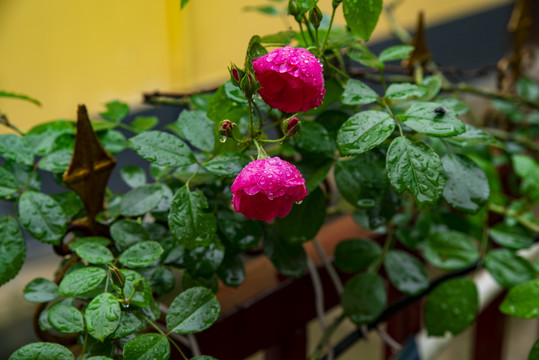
xmin=425 ymin=278 xmax=478 ymax=336
xmin=3 ymin=1 xmax=539 ymax=358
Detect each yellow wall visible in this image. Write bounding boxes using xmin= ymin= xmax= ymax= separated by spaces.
xmin=0 ymin=0 xmax=512 ymax=132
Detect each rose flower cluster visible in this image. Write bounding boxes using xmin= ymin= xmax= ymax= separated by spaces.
xmin=231 ymin=46 xmax=325 ymax=222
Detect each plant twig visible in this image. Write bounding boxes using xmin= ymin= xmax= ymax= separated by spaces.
xmin=488 ymin=203 xmax=539 ymax=233
xmin=376 ymin=326 xmax=402 ymax=352
xmin=312 ymin=237 xmax=343 ymax=295
xmin=307 ymin=258 xmax=333 ymax=360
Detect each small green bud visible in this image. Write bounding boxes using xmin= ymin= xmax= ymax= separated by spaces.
xmin=309 ymin=6 xmax=323 ymax=29
xmin=240 ymin=72 xmax=260 ymax=99
xmin=332 ymin=0 xmax=342 ymax=9
xmin=228 ymin=64 xmax=244 ymax=87
xmin=108 ymin=264 xmax=126 ymax=289
xmin=288 ymin=0 xmax=299 ymax=17
xmin=133 ymin=279 xmax=145 ymax=292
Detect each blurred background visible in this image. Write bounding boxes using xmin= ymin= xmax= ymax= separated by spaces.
xmin=1 ymin=0 xmax=537 ymax=359
xmin=0 ymin=0 xmax=513 ymax=131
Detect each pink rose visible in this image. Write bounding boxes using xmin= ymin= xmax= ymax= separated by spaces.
xmin=252 ymin=46 xmax=325 ymax=113
xmin=231 ymin=157 xmax=308 ymax=222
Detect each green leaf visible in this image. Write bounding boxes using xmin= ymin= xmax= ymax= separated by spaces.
xmin=335 ymin=151 xmax=388 ymax=207
xmin=0 ymin=90 xmax=41 ymax=106
xmin=217 ymin=253 xmax=245 ymax=287
xmin=70 ymin=237 xmax=111 ymax=251
xmin=260 ymin=30 xmax=296 ymax=45
xmin=23 ymin=278 xmax=59 ymax=303
xmin=119 ymin=241 xmax=164 ymax=268
xmin=100 ymin=100 xmax=129 ymax=122
xmin=343 ymin=0 xmax=382 ymax=41
xmin=347 ymin=45 xmax=381 ymax=68
xmin=52 ymin=192 xmax=83 ymax=218
xmin=6 ymin=161 xmax=41 ymax=192
xmin=341 ymin=79 xmax=379 ymax=106
xmin=123 ymin=270 xmax=152 ymax=307
xmin=263 ymin=228 xmax=307 ymax=277
xmin=166 ymin=286 xmax=221 ymax=334
xmin=98 ymin=129 xmax=127 ymax=154
xmin=489 ymin=223 xmax=533 ymax=250
xmin=435 ymin=97 xmax=470 ymax=116
xmin=110 ymin=219 xmax=149 ymax=251
xmin=385 ymin=83 xmax=427 ymax=100
xmin=0 ymin=134 xmax=33 ymax=165
xmin=245 ymin=35 xmax=267 ymax=71
xmin=75 ymin=243 xmax=114 ymax=264
xmin=48 ymin=303 xmax=84 ymax=333
xmin=500 ymin=280 xmax=539 ymax=318
xmin=442 ymin=154 xmax=489 ymax=213
xmin=119 ymin=184 xmax=164 ymax=216
xmin=384 ymin=250 xmax=429 ymax=295
xmin=84 ymin=293 xmax=121 ymax=341
xmin=379 ymin=45 xmax=414 ymax=62
xmin=0 ymin=167 xmax=19 ymax=198
xmin=25 ymin=120 xmax=75 ymax=156
xmin=59 ymin=267 xmax=107 ymax=297
xmin=203 ymin=152 xmax=250 ymax=177
xmin=111 ymin=311 xmax=146 ymax=339
xmin=0 ymin=216 xmax=25 ymax=286
xmin=124 ymin=333 xmax=170 ymax=360
xmin=120 ymin=165 xmax=147 ymax=188
xmin=129 ymin=130 xmax=195 ymax=167
xmin=38 ymin=149 xmax=72 ymax=173
xmin=399 ymin=102 xmax=465 ymax=137
xmin=18 ymin=191 xmax=67 ymax=245
xmin=276 ymin=186 xmax=326 ymax=243
xmin=485 ymin=249 xmax=535 ymax=289
xmin=131 ymin=116 xmax=158 ymax=132
xmin=420 ymin=76 xmax=442 ymax=100
xmin=139 ymin=266 xmax=176 ymax=294
xmin=217 ymin=211 xmax=261 ymax=252
xmin=446 ymin=124 xmax=504 ymax=148
xmin=334 ymin=238 xmax=381 ymax=273
xmin=295 ymin=158 xmax=334 ymax=193
xmin=529 ymin=338 xmax=539 ymax=360
xmin=422 ymin=231 xmax=479 ymax=270
xmin=386 ymin=137 xmax=446 ymax=205
xmin=183 ymin=241 xmax=225 ymax=276
xmin=425 ymin=278 xmax=478 ymax=336
xmin=8 ymin=342 xmax=74 ymax=360
xmin=171 ymin=110 xmax=215 ymax=152
xmin=169 ymin=186 xmax=217 ymax=249
xmin=293 ymin=121 xmax=335 ymax=157
xmin=336 ymin=110 xmax=394 ymax=155
xmin=513 ymin=154 xmax=539 ymax=199
xmin=341 ymin=272 xmax=386 ymax=325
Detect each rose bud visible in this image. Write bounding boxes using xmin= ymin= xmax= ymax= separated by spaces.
xmin=282 ymin=116 xmax=300 ymax=136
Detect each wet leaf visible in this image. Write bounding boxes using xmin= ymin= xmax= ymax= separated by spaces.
xmin=48 ymin=303 xmax=84 ymax=333
xmin=386 ymin=137 xmax=446 ymax=205
xmin=18 ymin=191 xmax=67 ymax=245
xmin=337 ymin=110 xmax=394 ymax=155
xmin=84 ymin=293 xmax=121 ymax=341
xmin=129 ymin=130 xmax=196 ymax=167
xmin=341 ymin=272 xmax=386 ymax=324
xmin=120 ymin=165 xmax=147 ymax=188
xmin=425 ymin=278 xmax=478 ymax=336
xmin=0 ymin=216 xmax=25 ymax=286
xmin=500 ymin=280 xmax=539 ymax=318
xmin=384 ymin=250 xmax=429 ymax=295
xmin=341 ymin=79 xmax=379 ymax=106
xmin=399 ymin=102 xmax=465 ymax=137
xmin=75 ymin=243 xmax=114 ymax=264
xmin=335 ymin=238 xmax=381 ymax=273
xmin=385 ymin=83 xmax=427 ymax=100
xmin=8 ymin=342 xmax=74 ymax=360
xmin=119 ymin=184 xmax=164 ymax=216
xmin=23 ymin=278 xmax=58 ymax=303
xmin=422 ymin=231 xmax=479 ymax=270
xmin=485 ymin=249 xmax=536 ymax=289
xmin=166 ymin=287 xmax=221 ymax=334
xmin=119 ymin=241 xmax=164 ymax=268
xmin=442 ymin=154 xmax=489 ymax=213
xmin=343 ymin=0 xmax=382 ymax=41
xmin=59 ymin=267 xmax=107 ymax=297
